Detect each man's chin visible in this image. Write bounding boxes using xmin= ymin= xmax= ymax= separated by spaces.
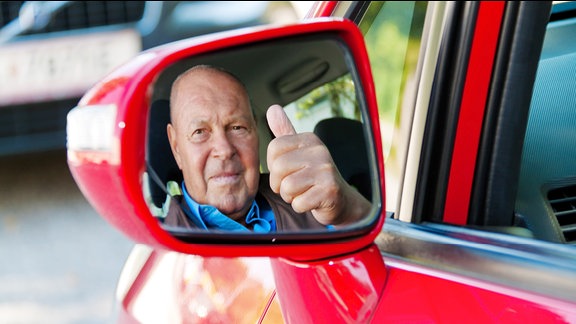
xmin=209 ymin=198 xmax=247 ymax=218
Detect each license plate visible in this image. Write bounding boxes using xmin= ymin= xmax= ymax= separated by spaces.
xmin=0 ymin=29 xmax=141 ymax=106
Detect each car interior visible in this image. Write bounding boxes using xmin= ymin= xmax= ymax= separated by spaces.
xmin=515 ymin=2 xmax=576 ymax=245
xmin=143 ymin=33 xmax=375 ymax=228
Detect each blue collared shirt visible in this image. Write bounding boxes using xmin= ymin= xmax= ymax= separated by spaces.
xmin=181 ymin=182 xmax=276 ymax=232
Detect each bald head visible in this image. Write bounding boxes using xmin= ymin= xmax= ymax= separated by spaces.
xmin=170 ymin=65 xmax=253 ymax=126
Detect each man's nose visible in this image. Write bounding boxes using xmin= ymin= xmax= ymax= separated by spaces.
xmin=211 ymin=131 xmax=236 ymax=159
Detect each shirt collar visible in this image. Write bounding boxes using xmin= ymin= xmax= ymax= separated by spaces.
xmin=181 ymin=182 xmax=275 ymax=232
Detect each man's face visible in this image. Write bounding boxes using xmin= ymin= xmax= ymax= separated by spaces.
xmin=167 ymin=69 xmax=260 ymax=221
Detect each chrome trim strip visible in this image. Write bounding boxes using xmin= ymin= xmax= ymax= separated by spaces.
xmin=377 ymin=218 xmax=576 ymax=302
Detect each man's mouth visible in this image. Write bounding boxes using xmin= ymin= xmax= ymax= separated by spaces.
xmin=210 ymin=172 xmax=240 ymax=185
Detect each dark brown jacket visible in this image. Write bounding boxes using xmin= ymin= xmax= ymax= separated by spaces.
xmin=163 ymin=174 xmax=327 ymax=231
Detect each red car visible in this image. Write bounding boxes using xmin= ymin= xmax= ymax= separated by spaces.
xmin=67 ymin=1 xmax=576 ymax=323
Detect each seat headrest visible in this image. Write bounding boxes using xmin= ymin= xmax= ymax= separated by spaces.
xmin=147 ymin=99 xmax=182 ymax=208
xmin=313 ymin=117 xmax=371 ymax=200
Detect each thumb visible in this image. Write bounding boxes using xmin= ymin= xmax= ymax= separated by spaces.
xmin=267 ymin=104 xmax=296 ymax=137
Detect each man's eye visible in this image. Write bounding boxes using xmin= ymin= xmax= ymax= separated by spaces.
xmin=230 ymin=125 xmax=249 ymax=134
xmin=188 ymin=129 xmax=209 ymax=142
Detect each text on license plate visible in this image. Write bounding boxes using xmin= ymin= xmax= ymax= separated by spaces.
xmin=0 ymin=29 xmax=141 ymax=106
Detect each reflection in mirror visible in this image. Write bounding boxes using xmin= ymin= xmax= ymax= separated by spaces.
xmin=142 ymin=33 xmax=376 ymax=235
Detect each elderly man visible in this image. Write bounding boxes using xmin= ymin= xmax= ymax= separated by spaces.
xmin=164 ymin=65 xmax=371 ymax=232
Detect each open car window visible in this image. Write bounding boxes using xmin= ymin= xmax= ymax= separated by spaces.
xmin=355 ymin=1 xmax=428 ymax=215
xmin=284 ymin=73 xmax=361 ymax=133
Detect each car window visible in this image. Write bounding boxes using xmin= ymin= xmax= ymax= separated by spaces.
xmin=515 ymin=1 xmax=576 ymax=245
xmin=355 ymin=1 xmax=428 ymax=213
xmin=284 ymin=73 xmax=360 ymax=132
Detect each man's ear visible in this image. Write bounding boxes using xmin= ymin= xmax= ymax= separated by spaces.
xmin=167 ymin=123 xmax=183 ymax=170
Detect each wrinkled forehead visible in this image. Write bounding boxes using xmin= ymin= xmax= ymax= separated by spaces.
xmin=172 ymin=68 xmax=246 ymax=103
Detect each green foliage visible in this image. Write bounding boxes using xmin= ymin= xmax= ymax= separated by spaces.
xmin=292 ymin=74 xmax=359 ymax=120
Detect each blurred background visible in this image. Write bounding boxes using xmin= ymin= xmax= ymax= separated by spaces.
xmin=0 ymin=1 xmax=312 ymax=323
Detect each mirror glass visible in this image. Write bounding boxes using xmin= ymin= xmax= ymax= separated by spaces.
xmin=142 ymin=33 xmax=378 ymax=237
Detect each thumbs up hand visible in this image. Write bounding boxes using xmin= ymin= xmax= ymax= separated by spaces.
xmin=266 ymin=105 xmax=370 ymax=226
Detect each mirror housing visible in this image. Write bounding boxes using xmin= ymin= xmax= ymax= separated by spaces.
xmin=67 ymin=18 xmax=385 ymax=259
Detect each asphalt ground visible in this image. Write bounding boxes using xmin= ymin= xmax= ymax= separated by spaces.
xmin=0 ymin=149 xmax=134 ymax=324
